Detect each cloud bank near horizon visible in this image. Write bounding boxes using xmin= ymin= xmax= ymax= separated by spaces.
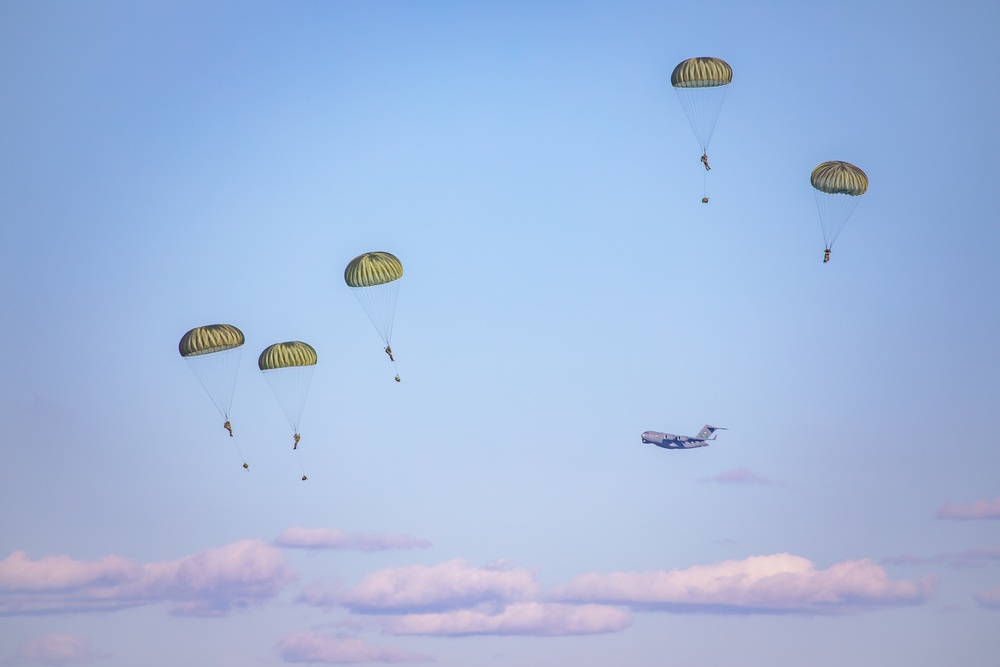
xmin=935 ymin=498 xmax=1000 ymax=520
xmin=338 ymin=560 xmax=540 ymax=614
xmin=296 ymin=553 xmax=931 ymax=637
xmin=549 ymin=553 xmax=932 ymax=614
xmin=275 ymin=527 xmax=431 ymax=552
xmin=299 ymin=559 xmax=629 ymax=637
xmin=0 ymin=540 xmax=295 ymax=617
xmin=2 ymin=536 xmax=934 ymax=641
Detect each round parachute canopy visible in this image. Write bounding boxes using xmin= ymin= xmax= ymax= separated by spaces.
xmin=345 ymin=251 xmax=403 ymax=287
xmin=671 ymin=57 xmax=731 ymax=156
xmin=811 ymin=161 xmax=868 ymax=252
xmin=179 ymin=324 xmax=244 ymax=420
xmin=671 ymin=57 xmax=732 ymax=88
xmin=345 ymin=251 xmax=403 ymax=347
xmin=259 ymin=342 xmax=317 ymax=434
xmin=811 ymin=161 xmax=869 ymax=196
xmin=258 ymin=341 xmax=317 ymax=370
xmin=179 ymin=324 xmax=244 ymax=357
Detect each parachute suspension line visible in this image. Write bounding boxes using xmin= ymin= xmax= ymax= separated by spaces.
xmin=351 ymin=281 xmax=400 ymax=345
xmin=674 ymin=85 xmax=728 ymax=159
xmin=674 ymin=84 xmax=727 ymax=204
xmin=183 ymin=347 xmax=243 ymax=424
xmin=810 ymin=162 xmax=867 ymax=261
xmin=351 ymin=280 xmax=401 ymax=381
xmin=261 ymin=364 xmax=314 ymax=441
xmin=814 ymin=191 xmax=862 ymax=252
xmin=179 ymin=325 xmax=248 ymax=472
xmin=345 ymin=252 xmax=403 ymax=382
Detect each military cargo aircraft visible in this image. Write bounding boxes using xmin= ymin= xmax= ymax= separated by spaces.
xmin=641 ymin=425 xmax=726 ymax=450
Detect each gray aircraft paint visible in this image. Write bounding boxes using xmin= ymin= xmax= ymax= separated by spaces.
xmin=641 ymin=425 xmax=726 ymax=450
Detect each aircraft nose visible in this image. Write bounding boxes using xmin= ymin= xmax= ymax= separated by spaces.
xmin=641 ymin=432 xmax=651 ymax=442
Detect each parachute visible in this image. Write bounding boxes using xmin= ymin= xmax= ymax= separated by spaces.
xmin=345 ymin=251 xmax=403 ymax=381
xmin=179 ymin=324 xmax=249 ymax=469
xmin=259 ymin=342 xmax=316 ymax=480
xmin=671 ymin=56 xmax=732 ymax=200
xmin=811 ymin=161 xmax=868 ymax=263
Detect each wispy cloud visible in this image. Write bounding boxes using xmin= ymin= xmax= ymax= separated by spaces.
xmin=274 ymin=528 xmax=431 ymax=552
xmin=549 ymin=553 xmax=932 ymax=614
xmin=0 ymin=540 xmax=295 ymax=617
xmin=883 ymin=545 xmax=1000 ymax=568
xmin=12 ymin=633 xmax=106 ymax=665
xmin=974 ymin=585 xmax=1000 ymax=610
xmin=336 ymin=559 xmax=541 ymax=614
xmin=702 ymin=468 xmax=784 ymax=486
xmin=935 ymin=498 xmax=1000 ymax=520
xmin=278 ymin=633 xmax=431 ymax=664
xmin=381 ymin=602 xmax=631 ymax=637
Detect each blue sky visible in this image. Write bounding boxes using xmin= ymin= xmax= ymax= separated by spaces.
xmin=2 ymin=1 xmax=999 ymax=665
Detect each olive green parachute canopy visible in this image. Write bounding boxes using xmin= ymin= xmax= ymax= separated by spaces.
xmin=179 ymin=324 xmax=245 ymax=357
xmin=344 ymin=252 xmax=403 ymax=288
xmin=345 ymin=252 xmax=404 ymax=371
xmin=811 ymin=161 xmax=869 ymax=196
xmin=259 ymin=341 xmax=317 ymax=437
xmin=671 ymin=57 xmax=731 ymax=160
xmin=258 ymin=342 xmax=318 ymax=370
xmin=671 ymin=57 xmax=733 ymax=88
xmin=811 ymin=161 xmax=868 ymax=253
xmin=179 ymin=324 xmax=244 ymax=425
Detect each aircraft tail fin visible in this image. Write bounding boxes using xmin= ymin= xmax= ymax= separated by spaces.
xmin=697 ymin=425 xmax=725 ymax=440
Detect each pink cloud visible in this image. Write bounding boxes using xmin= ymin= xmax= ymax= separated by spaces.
xmin=278 ymin=633 xmax=431 ymax=663
xmin=703 ymin=468 xmax=783 ymax=486
xmin=0 ymin=540 xmax=295 ymax=616
xmin=275 ymin=528 xmax=431 ymax=552
xmin=550 ymin=553 xmax=932 ymax=614
xmin=935 ymin=498 xmax=1000 ymax=520
xmin=337 ymin=560 xmax=540 ymax=613
xmin=14 ymin=633 xmax=104 ymax=665
xmin=0 ymin=552 xmax=139 ymax=592
xmin=974 ymin=585 xmax=1000 ymax=610
xmin=380 ymin=602 xmax=631 ymax=637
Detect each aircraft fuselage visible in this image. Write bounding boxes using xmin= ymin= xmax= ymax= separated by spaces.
xmin=641 ymin=431 xmax=709 ymax=450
